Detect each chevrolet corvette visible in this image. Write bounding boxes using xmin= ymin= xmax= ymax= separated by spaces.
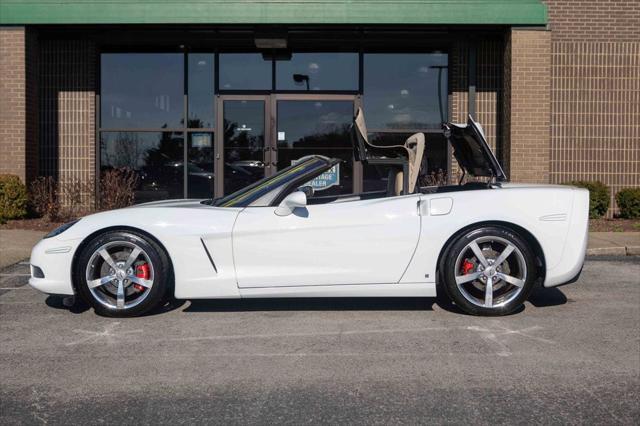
xmin=29 ymin=115 xmax=589 ymax=317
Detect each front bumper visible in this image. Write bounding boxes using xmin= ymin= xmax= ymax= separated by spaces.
xmin=28 ymin=237 xmax=82 ymax=296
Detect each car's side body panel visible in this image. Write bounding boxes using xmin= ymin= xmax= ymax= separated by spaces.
xmin=28 ymin=185 xmax=588 ymax=300
xmin=401 ymin=184 xmax=589 ymax=288
xmin=29 ymin=201 xmax=242 ymax=298
xmin=232 ymin=195 xmax=421 ymax=288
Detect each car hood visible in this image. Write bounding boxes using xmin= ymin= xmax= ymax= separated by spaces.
xmin=444 ymin=116 xmax=506 ymax=181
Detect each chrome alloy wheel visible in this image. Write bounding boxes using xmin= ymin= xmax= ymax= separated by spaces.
xmin=454 ymin=236 xmax=527 ymax=309
xmin=85 ymin=241 xmax=154 ymax=310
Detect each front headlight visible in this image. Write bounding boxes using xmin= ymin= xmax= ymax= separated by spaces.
xmin=44 ymin=220 xmax=80 ymax=239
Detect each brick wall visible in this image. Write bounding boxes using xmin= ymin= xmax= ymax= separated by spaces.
xmin=449 ymin=38 xmax=504 ymax=183
xmin=503 ymin=29 xmax=551 ymax=183
xmin=0 ymin=26 xmax=38 ymax=183
xmin=39 ymin=39 xmax=96 ymax=207
xmin=544 ymin=0 xmax=639 ymax=42
xmin=545 ymin=0 xmax=640 ymax=215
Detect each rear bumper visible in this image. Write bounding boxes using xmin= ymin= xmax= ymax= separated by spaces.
xmin=543 ymin=188 xmax=589 ymax=288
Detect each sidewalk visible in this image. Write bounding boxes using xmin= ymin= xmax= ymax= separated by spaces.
xmin=0 ymin=229 xmax=638 ymax=270
xmin=587 ymin=232 xmax=640 ymax=256
xmin=0 ymin=230 xmax=46 ymax=269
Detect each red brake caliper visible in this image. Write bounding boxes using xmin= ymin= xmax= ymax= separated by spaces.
xmin=134 ymin=263 xmax=150 ymax=291
xmin=461 ymin=259 xmax=475 ymax=275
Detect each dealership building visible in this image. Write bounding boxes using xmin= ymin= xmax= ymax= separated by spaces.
xmin=0 ymin=1 xmax=638 ymax=213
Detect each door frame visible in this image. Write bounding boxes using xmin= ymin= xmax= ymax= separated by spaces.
xmin=215 ymin=94 xmax=272 ymax=198
xmin=215 ymin=93 xmax=362 ymax=198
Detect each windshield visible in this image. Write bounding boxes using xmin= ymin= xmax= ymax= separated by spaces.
xmin=213 ymin=156 xmax=334 ymax=208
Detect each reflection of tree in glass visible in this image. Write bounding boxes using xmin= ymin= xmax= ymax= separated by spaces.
xmin=224 ymin=119 xmax=264 ymax=162
xmin=286 ymin=123 xmax=351 ymax=149
xmin=187 ymin=118 xmax=204 ymax=129
xmin=104 ymin=132 xmax=140 ymax=170
xmin=144 ymin=132 xmax=182 ymax=170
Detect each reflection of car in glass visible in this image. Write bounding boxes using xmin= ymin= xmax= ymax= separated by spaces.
xmin=29 ymin=116 xmax=589 ymax=318
xmin=138 ymin=160 xmax=214 ymax=200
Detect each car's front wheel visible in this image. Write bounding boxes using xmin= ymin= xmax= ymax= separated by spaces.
xmin=442 ymin=226 xmax=538 ymax=316
xmin=74 ymin=230 xmax=172 ymax=317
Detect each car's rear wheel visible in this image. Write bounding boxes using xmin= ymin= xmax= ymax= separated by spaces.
xmin=74 ymin=230 xmax=171 ymax=317
xmin=442 ymin=226 xmax=537 ymax=316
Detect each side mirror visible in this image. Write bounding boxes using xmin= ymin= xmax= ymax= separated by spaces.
xmin=298 ymin=185 xmax=314 ymax=198
xmin=274 ymin=190 xmax=307 ymax=216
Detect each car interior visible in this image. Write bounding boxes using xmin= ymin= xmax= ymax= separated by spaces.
xmin=306 ymin=108 xmax=494 ymax=205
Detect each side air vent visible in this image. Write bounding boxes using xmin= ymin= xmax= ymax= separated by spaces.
xmin=31 ymin=265 xmax=45 ymax=278
xmin=200 ymin=238 xmax=218 ymax=273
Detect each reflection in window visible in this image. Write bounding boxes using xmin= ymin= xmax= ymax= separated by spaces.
xmin=363 ymin=132 xmax=448 ymax=192
xmin=276 ymin=53 xmax=359 ymax=91
xmin=276 ymin=101 xmax=353 ymax=149
xmin=188 ymin=54 xmax=215 ymax=128
xmin=277 ymin=101 xmax=353 ymax=195
xmin=101 ymin=54 xmax=184 ymax=129
xmin=100 ymin=132 xmax=184 ymax=203
xmin=363 ymin=53 xmax=448 ymax=130
xmin=223 ymin=100 xmax=266 ymax=194
xmin=219 ymin=54 xmax=272 ymax=91
xmin=278 ymin=148 xmax=352 ymax=196
xmin=188 ymin=132 xmax=215 ymax=198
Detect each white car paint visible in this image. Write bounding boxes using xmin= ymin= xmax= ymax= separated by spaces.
xmin=28 ymin=184 xmax=589 ymax=300
xmin=233 ymin=195 xmax=420 ymax=288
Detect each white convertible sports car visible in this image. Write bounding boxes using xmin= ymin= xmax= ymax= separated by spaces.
xmin=29 ymin=113 xmax=589 ymax=317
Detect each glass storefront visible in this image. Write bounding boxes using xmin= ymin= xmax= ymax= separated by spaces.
xmin=100 ymin=51 xmax=448 ymax=202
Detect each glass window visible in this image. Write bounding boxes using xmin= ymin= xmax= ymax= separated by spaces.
xmin=188 ymin=132 xmax=215 ymax=199
xmin=276 ymin=100 xmax=353 ymax=149
xmin=363 ymin=53 xmax=448 ymax=130
xmin=188 ymin=54 xmax=215 ymax=128
xmin=276 ymin=100 xmax=354 ymax=195
xmin=219 ymin=54 xmax=272 ymax=90
xmin=100 ymin=132 xmax=184 ymax=203
xmin=223 ymin=100 xmax=266 ymax=194
xmin=215 ymin=157 xmax=332 ymax=208
xmin=276 ymin=53 xmax=359 ymax=91
xmin=101 ymin=54 xmax=184 ymax=129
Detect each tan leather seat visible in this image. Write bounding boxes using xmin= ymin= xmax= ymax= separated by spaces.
xmin=388 ymin=133 xmax=426 ymax=195
xmin=353 ymin=107 xmax=425 ymax=195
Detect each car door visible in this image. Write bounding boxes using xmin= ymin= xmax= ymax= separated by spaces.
xmin=232 ymin=195 xmax=421 ymax=288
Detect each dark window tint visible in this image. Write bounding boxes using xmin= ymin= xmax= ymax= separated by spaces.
xmin=363 ymin=53 xmax=448 ymax=130
xmin=276 ymin=53 xmax=359 ymax=91
xmin=188 ymin=54 xmax=215 ymax=128
xmin=101 ymin=54 xmax=184 ymax=129
xmin=188 ymin=132 xmax=215 ymax=199
xmin=219 ymin=54 xmax=272 ymax=90
xmin=223 ymin=100 xmax=266 ymax=194
xmin=276 ymin=100 xmax=353 ymax=149
xmin=276 ymin=100 xmax=353 ymax=195
xmin=100 ymin=132 xmax=184 ymax=203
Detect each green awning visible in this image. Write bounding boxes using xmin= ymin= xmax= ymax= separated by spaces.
xmin=0 ymin=0 xmax=547 ymax=26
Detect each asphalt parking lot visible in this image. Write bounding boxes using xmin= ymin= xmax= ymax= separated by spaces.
xmin=1 ymin=257 xmax=639 ymax=425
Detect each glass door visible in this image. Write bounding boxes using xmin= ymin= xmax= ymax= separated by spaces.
xmin=216 ymin=96 xmax=270 ymax=196
xmin=273 ymin=96 xmax=357 ymax=196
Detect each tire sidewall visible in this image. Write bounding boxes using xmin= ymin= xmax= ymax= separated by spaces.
xmin=74 ymin=230 xmax=170 ymax=317
xmin=444 ymin=226 xmax=537 ymax=316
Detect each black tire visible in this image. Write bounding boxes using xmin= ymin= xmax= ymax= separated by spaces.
xmin=73 ymin=230 xmax=172 ymax=317
xmin=442 ymin=225 xmax=537 ymax=316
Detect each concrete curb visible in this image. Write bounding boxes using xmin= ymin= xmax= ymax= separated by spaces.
xmin=587 ymin=246 xmax=640 ymax=256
